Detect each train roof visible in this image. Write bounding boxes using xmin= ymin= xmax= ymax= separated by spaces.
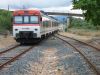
xmin=13 ymin=9 xmax=41 ymax=15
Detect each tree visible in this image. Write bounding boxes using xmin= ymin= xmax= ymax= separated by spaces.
xmin=72 ymin=0 xmax=100 ymax=27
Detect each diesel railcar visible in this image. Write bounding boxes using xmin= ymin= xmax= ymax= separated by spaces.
xmin=13 ymin=9 xmax=59 ymax=43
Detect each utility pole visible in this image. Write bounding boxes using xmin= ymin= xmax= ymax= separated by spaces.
xmin=8 ymin=5 xmax=10 ymax=11
xmin=22 ymin=5 xmax=26 ymax=9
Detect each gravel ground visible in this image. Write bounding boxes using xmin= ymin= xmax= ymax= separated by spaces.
xmin=0 ymin=35 xmax=17 ymax=49
xmin=0 ymin=37 xmax=96 ymax=75
xmin=87 ymin=38 xmax=100 ymax=49
xmin=54 ymin=38 xmax=95 ymax=75
xmin=58 ymin=35 xmax=100 ymax=71
xmin=0 ymin=46 xmax=31 ymax=65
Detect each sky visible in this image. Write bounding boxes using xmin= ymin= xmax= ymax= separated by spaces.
xmin=0 ymin=0 xmax=72 ymax=9
xmin=0 ymin=0 xmax=83 ymax=22
xmin=0 ymin=0 xmax=83 ymax=16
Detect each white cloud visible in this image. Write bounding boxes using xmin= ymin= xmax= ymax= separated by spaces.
xmin=0 ymin=0 xmax=72 ymax=9
xmin=42 ymin=5 xmax=83 ymax=14
xmin=41 ymin=5 xmax=73 ymax=12
xmin=0 ymin=0 xmax=83 ymax=18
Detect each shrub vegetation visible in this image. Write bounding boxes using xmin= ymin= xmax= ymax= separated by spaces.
xmin=70 ymin=18 xmax=100 ymax=30
xmin=72 ymin=0 xmax=100 ymax=27
xmin=0 ymin=9 xmax=12 ymax=32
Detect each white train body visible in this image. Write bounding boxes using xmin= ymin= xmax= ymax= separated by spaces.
xmin=13 ymin=10 xmax=59 ymax=43
xmin=13 ymin=25 xmax=41 ymax=38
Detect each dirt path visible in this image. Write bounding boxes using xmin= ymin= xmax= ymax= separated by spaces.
xmin=59 ymin=32 xmax=100 ymax=49
xmin=29 ymin=48 xmax=63 ymax=75
xmin=0 ymin=36 xmax=16 ymax=49
xmin=40 ymin=48 xmax=59 ymax=75
xmin=59 ymin=32 xmax=92 ymax=41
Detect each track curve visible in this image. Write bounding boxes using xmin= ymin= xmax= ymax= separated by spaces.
xmin=57 ymin=33 xmax=100 ymax=51
xmin=55 ymin=34 xmax=100 ymax=75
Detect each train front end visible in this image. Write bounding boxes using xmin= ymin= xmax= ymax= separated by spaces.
xmin=13 ymin=10 xmax=42 ymax=43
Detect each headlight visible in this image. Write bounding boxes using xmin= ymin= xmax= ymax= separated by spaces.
xmin=35 ymin=29 xmax=38 ymax=31
xmin=15 ymin=29 xmax=18 ymax=31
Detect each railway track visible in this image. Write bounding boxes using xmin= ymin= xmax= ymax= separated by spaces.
xmin=57 ymin=34 xmax=100 ymax=51
xmin=0 ymin=44 xmax=20 ymax=55
xmin=0 ymin=45 xmax=34 ymax=70
xmin=54 ymin=34 xmax=100 ymax=75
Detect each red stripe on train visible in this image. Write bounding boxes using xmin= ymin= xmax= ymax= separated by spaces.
xmin=13 ymin=24 xmax=40 ymax=26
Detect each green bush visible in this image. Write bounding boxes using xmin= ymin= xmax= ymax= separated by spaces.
xmin=70 ymin=18 xmax=100 ymax=30
xmin=0 ymin=10 xmax=12 ymax=32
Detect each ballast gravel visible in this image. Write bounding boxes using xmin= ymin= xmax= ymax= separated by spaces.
xmin=0 ymin=37 xmax=96 ymax=75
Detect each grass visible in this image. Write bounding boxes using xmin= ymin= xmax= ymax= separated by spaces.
xmin=68 ymin=28 xmax=100 ymax=37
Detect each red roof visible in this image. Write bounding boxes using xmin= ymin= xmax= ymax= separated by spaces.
xmin=13 ymin=10 xmax=41 ymax=16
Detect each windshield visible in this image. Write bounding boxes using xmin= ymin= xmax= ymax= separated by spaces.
xmin=14 ymin=16 xmax=39 ymax=24
xmin=14 ymin=16 xmax=23 ymax=24
xmin=24 ymin=16 xmax=29 ymax=23
xmin=30 ymin=16 xmax=39 ymax=24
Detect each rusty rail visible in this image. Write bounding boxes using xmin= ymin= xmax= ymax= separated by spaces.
xmin=55 ymin=35 xmax=100 ymax=75
xmin=0 ymin=44 xmax=20 ymax=55
xmin=57 ymin=34 xmax=100 ymax=51
xmin=0 ymin=46 xmax=34 ymax=70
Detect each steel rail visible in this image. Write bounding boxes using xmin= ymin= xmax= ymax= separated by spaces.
xmin=0 ymin=44 xmax=20 ymax=55
xmin=0 ymin=46 xmax=34 ymax=70
xmin=57 ymin=34 xmax=100 ymax=51
xmin=55 ymin=35 xmax=100 ymax=75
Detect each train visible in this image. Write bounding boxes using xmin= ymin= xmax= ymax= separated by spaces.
xmin=13 ymin=9 xmax=59 ymax=43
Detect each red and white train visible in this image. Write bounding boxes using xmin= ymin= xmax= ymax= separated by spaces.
xmin=13 ymin=9 xmax=59 ymax=43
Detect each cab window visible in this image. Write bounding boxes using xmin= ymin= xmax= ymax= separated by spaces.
xmin=14 ymin=16 xmax=23 ymax=24
xmin=30 ymin=16 xmax=39 ymax=24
